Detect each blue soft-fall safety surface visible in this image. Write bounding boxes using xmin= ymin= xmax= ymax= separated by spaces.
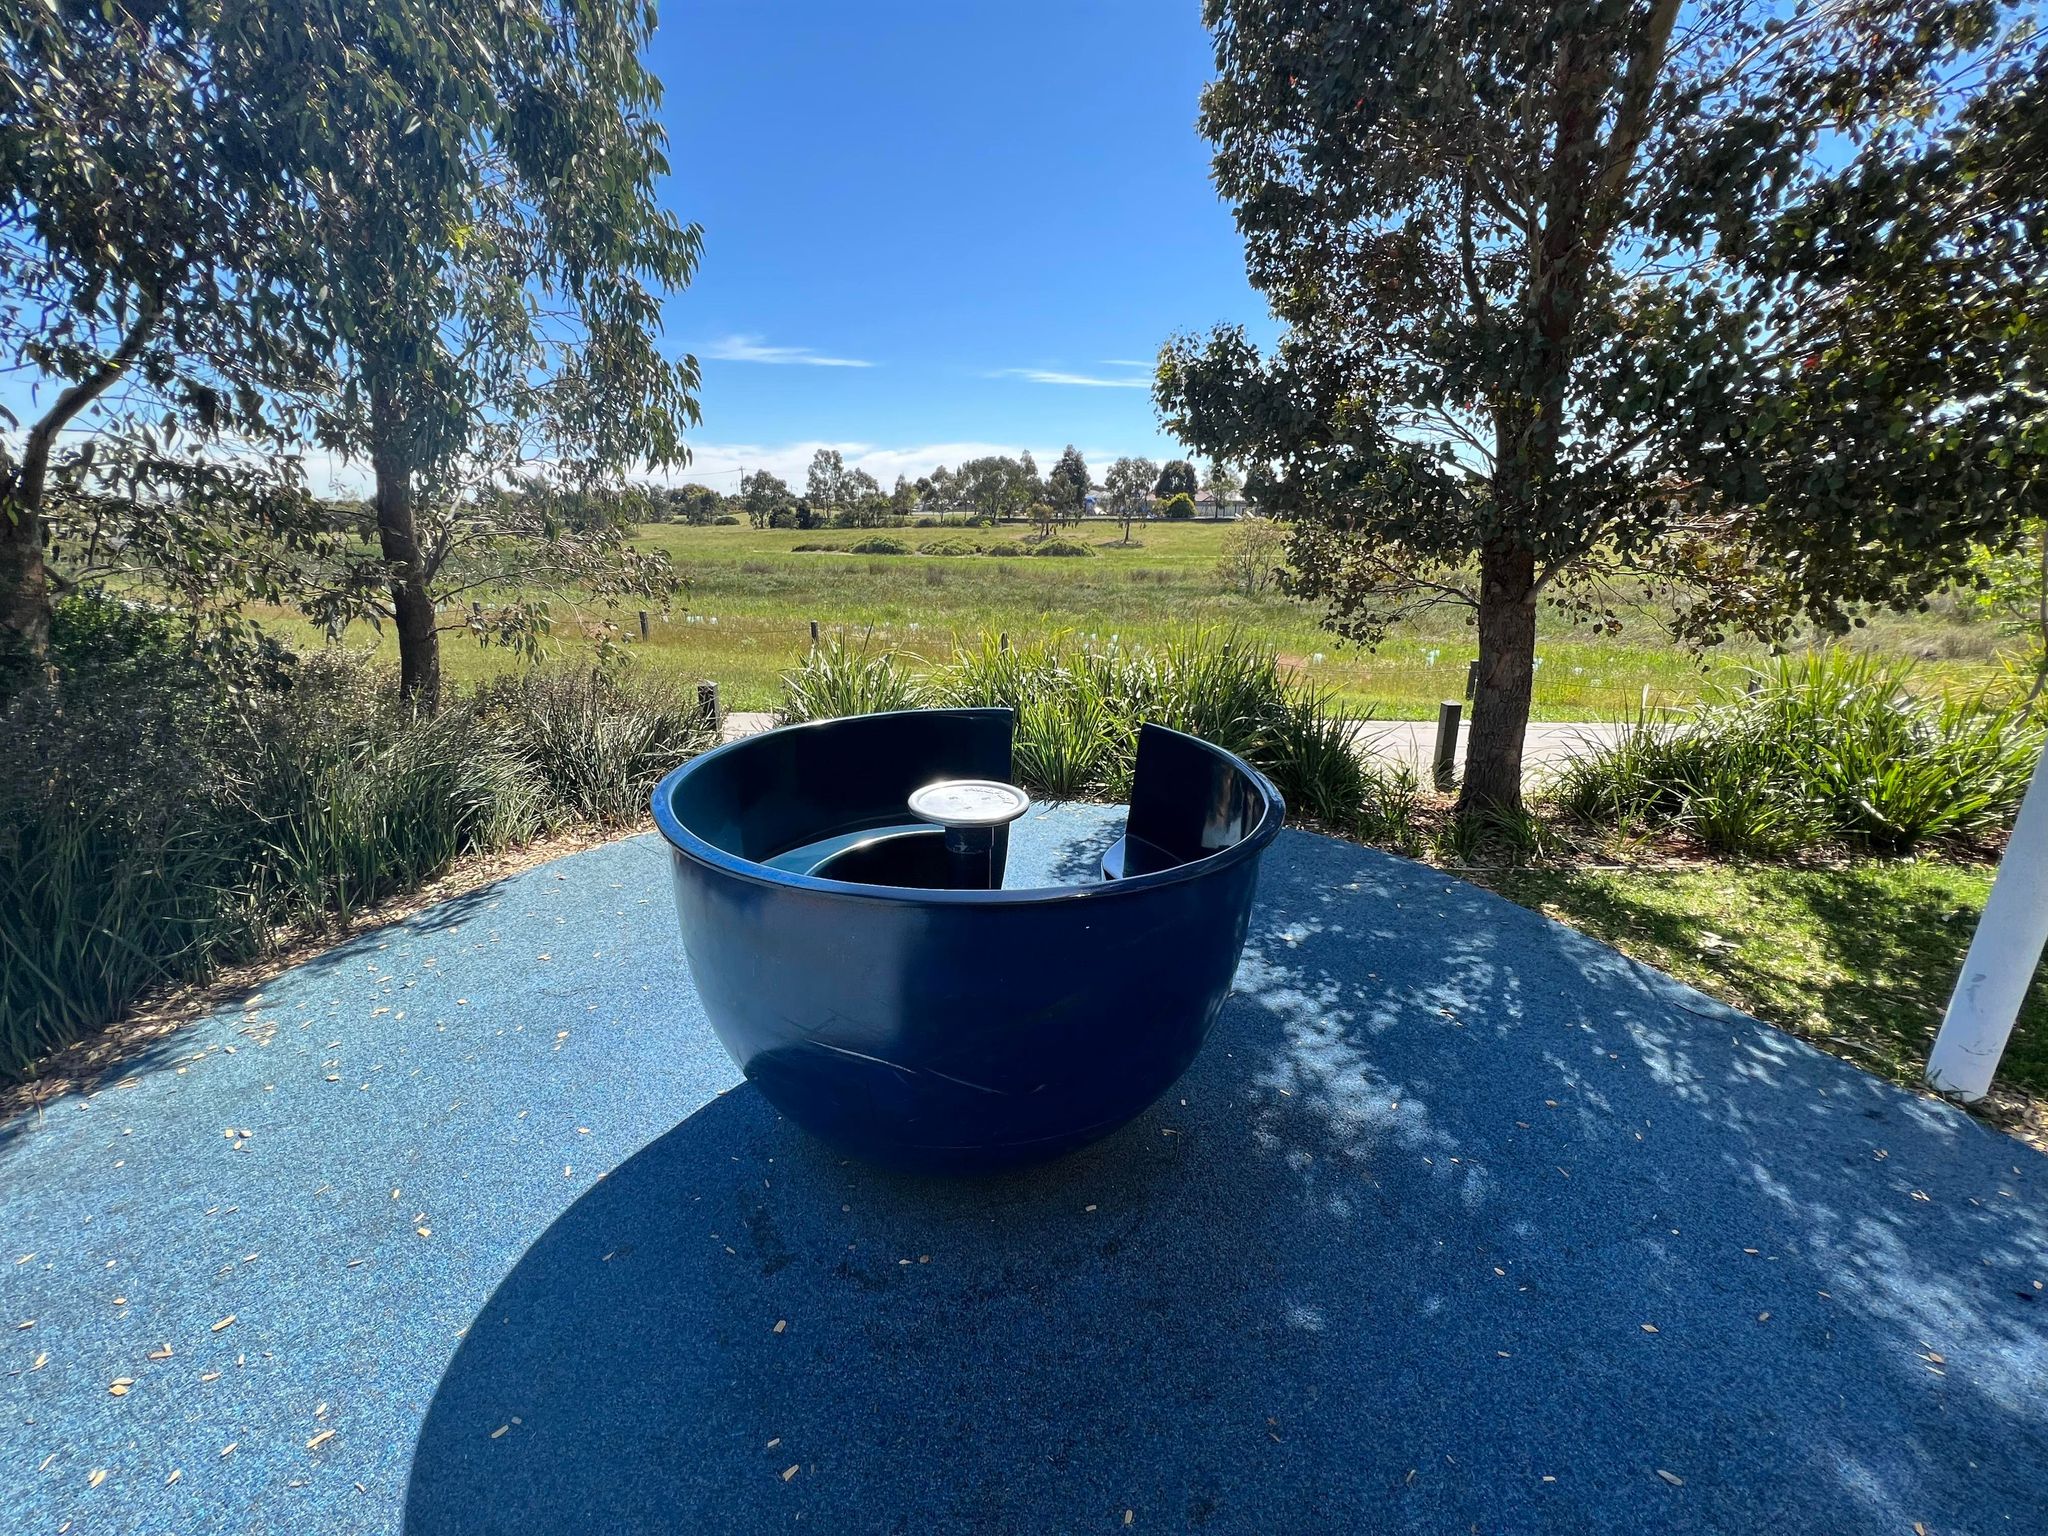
xmin=2 ymin=803 xmax=2044 ymax=1534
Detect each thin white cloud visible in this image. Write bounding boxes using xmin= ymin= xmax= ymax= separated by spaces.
xmin=988 ymin=367 xmax=1150 ymax=389
xmin=1099 ymin=358 xmax=1155 ymax=368
xmin=701 ymin=334 xmax=874 ymax=368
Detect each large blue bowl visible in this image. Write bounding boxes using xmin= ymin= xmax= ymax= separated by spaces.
xmin=650 ymin=709 xmax=1284 ymax=1171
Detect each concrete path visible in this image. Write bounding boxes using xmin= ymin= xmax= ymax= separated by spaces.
xmin=4 ymin=809 xmax=2043 ymax=1534
xmin=723 ymin=711 xmax=1628 ymax=781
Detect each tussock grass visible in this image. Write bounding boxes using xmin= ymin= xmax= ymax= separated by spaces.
xmin=779 ymin=628 xmax=1417 ymax=837
xmin=0 ymin=598 xmax=712 ymax=1079
xmin=1551 ymin=651 xmax=2041 ymax=855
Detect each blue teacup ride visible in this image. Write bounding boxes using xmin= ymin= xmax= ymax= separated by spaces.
xmin=650 ymin=708 xmax=1285 ymax=1171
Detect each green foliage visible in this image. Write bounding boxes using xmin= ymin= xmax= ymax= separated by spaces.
xmin=1013 ymin=694 xmax=1117 ymax=799
xmin=740 ymin=470 xmax=795 ymax=528
xmin=1161 ymin=0 xmax=2046 ymax=815
xmin=1435 ymin=802 xmax=1554 ymax=867
xmin=0 ymin=0 xmax=704 ymax=699
xmin=1154 ymin=461 xmax=1197 ymax=501
xmin=1104 ymin=456 xmax=1158 ymax=540
xmin=1218 ymin=516 xmax=1288 ymax=594
xmin=0 ymin=599 xmax=711 ymax=1078
xmin=0 ymin=0 xmax=345 ymax=660
xmin=918 ymin=538 xmax=983 ymax=557
xmin=954 ymin=455 xmax=1038 ymax=524
xmin=1553 ymin=651 xmax=2043 ymax=855
xmin=780 ymin=628 xmax=1390 ymax=828
xmin=1047 ymin=446 xmax=1091 ymax=524
xmin=1031 ymin=539 xmax=1094 ymax=558
xmin=986 ymin=542 xmax=1026 ymax=557
xmin=1160 ymin=493 xmax=1196 ymax=522
xmin=475 ymin=671 xmax=713 ymax=830
xmin=847 ymin=536 xmax=910 ymax=556
xmin=774 ymin=633 xmax=927 ymax=724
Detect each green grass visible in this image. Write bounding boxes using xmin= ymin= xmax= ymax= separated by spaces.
xmin=248 ymin=520 xmax=2022 ymax=718
xmin=1486 ymin=859 xmax=2048 ymax=1100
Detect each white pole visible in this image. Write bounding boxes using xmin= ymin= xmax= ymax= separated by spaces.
xmin=1927 ymin=740 xmax=2048 ymax=1101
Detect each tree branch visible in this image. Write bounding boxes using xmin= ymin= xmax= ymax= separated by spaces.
xmin=14 ymin=294 xmax=162 ymax=508
xmin=1595 ymin=0 xmax=1683 ymax=211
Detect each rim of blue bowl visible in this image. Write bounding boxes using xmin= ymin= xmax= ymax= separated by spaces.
xmin=649 ymin=709 xmax=1286 ymax=906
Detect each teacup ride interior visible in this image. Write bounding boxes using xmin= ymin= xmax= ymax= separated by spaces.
xmin=650 ymin=708 xmax=1285 ymax=1171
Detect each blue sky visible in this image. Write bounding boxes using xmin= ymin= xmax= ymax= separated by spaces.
xmin=642 ymin=0 xmax=1278 ymax=492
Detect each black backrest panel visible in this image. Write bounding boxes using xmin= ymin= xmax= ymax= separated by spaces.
xmin=1124 ymin=723 xmax=1265 ymax=869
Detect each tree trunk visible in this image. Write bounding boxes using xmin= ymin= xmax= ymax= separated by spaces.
xmin=0 ymin=478 xmax=51 ymax=670
xmin=0 ymin=299 xmax=160 ymax=670
xmin=369 ymin=391 xmax=442 ymax=714
xmin=1459 ymin=541 xmax=1538 ymax=816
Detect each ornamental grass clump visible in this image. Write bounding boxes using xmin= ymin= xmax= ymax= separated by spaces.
xmin=0 ymin=597 xmax=716 ymax=1079
xmin=779 ymin=627 xmax=1389 ymax=830
xmin=1552 ymin=650 xmax=2041 ymax=855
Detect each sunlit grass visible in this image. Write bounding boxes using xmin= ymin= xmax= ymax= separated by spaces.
xmin=1487 ymin=859 xmax=2048 ymax=1100
xmin=250 ymin=519 xmax=2022 ymax=718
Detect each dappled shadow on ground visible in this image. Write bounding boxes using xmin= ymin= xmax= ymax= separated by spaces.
xmin=1037 ymin=803 xmax=1124 ymax=887
xmin=1496 ymin=862 xmax=2048 ymax=1095
xmin=403 ymin=835 xmax=2048 ymax=1535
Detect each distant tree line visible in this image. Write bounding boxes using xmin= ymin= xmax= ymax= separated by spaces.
xmin=636 ymin=448 xmax=1243 ymax=534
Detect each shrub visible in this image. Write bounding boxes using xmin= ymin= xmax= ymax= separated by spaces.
xmin=713 ymin=514 xmax=741 ymax=525
xmin=917 ymin=538 xmax=982 ymax=556
xmin=987 ymin=542 xmax=1025 ymax=557
xmin=775 ymin=633 xmax=926 ymax=723
xmin=1552 ymin=650 xmax=2043 ymax=854
xmin=847 ymin=536 xmax=909 ymax=555
xmin=1161 ymin=492 xmax=1196 ymax=520
xmin=475 ymin=670 xmax=713 ymax=829
xmin=1030 ymin=539 xmax=1094 ymax=557
xmin=1262 ymin=690 xmax=1376 ymax=828
xmin=1218 ymin=516 xmax=1288 ymax=594
xmin=1013 ymin=694 xmax=1116 ymax=798
xmin=790 ymin=541 xmax=843 ymax=553
xmin=782 ymin=628 xmax=1384 ymax=822
xmin=0 ymin=599 xmax=715 ymax=1080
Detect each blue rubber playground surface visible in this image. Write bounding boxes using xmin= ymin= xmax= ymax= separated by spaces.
xmin=4 ymin=804 xmax=2046 ymax=1534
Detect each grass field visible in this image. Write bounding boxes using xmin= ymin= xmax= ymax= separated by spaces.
xmin=257 ymin=519 xmax=2024 ymax=717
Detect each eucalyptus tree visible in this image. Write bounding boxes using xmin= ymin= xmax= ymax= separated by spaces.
xmin=806 ymin=449 xmax=848 ymax=515
xmin=741 ymin=470 xmax=793 ymax=528
xmin=1047 ymin=445 xmax=1091 ymax=527
xmin=0 ymin=0 xmax=337 ymax=668
xmin=287 ymin=0 xmax=701 ymax=711
xmin=1105 ymin=456 xmax=1158 ymax=544
xmin=1160 ymin=0 xmax=2046 ymax=813
xmin=956 ymin=455 xmax=1032 ymax=525
xmin=1153 ymin=460 xmax=1197 ymax=502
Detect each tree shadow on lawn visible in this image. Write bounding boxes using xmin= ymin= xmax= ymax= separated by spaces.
xmin=1497 ymin=863 xmax=2048 ymax=1098
xmin=402 ymin=835 xmax=2048 ymax=1535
